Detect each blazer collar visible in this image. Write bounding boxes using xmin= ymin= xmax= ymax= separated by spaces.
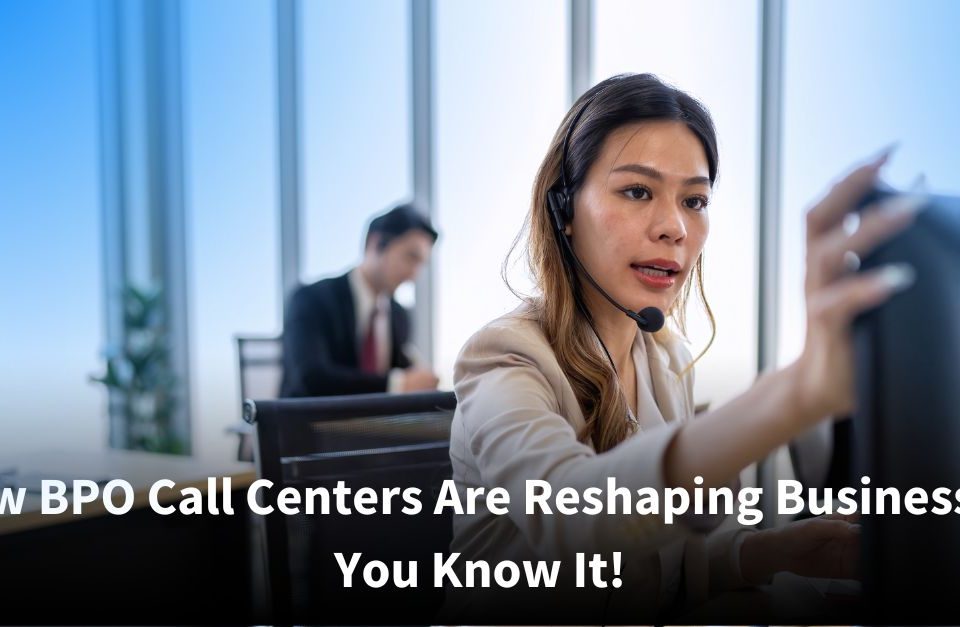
xmin=636 ymin=330 xmax=690 ymax=427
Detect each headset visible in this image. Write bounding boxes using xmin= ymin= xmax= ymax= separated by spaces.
xmin=546 ymin=94 xmax=666 ymax=338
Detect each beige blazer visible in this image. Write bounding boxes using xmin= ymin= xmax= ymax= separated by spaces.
xmin=442 ymin=302 xmax=749 ymax=622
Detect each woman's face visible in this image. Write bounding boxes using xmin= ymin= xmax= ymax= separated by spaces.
xmin=570 ymin=120 xmax=711 ymax=317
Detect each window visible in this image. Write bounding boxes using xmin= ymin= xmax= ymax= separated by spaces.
xmin=300 ymin=0 xmax=412 ymax=288
xmin=778 ymin=0 xmax=960 ymax=365
xmin=434 ymin=0 xmax=569 ymax=388
xmin=184 ymin=0 xmax=280 ymax=459
xmin=0 ymin=0 xmax=103 ymax=456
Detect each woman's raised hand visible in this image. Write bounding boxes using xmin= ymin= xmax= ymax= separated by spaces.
xmin=792 ymin=152 xmax=922 ymax=423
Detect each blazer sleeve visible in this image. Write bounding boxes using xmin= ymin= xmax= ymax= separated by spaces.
xmin=282 ymin=287 xmax=390 ymax=396
xmin=454 ymin=321 xmax=698 ymax=561
xmin=672 ymin=353 xmax=756 ymax=596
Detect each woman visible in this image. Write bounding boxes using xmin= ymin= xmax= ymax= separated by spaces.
xmin=442 ymin=74 xmax=919 ymax=622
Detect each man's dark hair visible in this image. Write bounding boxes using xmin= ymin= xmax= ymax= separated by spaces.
xmin=365 ymin=203 xmax=439 ymax=252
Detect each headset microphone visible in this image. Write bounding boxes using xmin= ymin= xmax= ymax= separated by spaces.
xmin=635 ymin=306 xmax=665 ymax=333
xmin=547 ymin=93 xmax=665 ymax=334
xmin=552 ymin=215 xmax=666 ymax=333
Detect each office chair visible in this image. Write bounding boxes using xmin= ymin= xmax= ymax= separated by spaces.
xmin=231 ymin=335 xmax=283 ymax=461
xmin=244 ymin=391 xmax=457 ymax=624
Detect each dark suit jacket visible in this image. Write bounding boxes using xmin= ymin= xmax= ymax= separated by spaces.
xmin=279 ymin=272 xmax=412 ymax=397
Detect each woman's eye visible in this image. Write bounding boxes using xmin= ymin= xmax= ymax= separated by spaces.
xmin=623 ymin=185 xmax=651 ymax=200
xmin=684 ymin=196 xmax=709 ymax=211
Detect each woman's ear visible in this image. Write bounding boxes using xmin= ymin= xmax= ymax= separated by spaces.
xmin=564 ymin=224 xmax=573 ymax=236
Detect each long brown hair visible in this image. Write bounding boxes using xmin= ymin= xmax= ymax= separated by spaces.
xmin=505 ymin=74 xmax=718 ymax=453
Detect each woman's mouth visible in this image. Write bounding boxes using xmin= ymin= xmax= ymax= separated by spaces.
xmin=630 ymin=260 xmax=680 ymax=289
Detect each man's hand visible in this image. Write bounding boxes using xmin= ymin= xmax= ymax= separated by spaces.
xmin=401 ymin=367 xmax=439 ymax=392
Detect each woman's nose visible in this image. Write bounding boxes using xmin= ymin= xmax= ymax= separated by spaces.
xmin=648 ymin=202 xmax=687 ymax=243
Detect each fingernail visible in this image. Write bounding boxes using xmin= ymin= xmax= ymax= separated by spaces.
xmin=878 ymin=193 xmax=927 ymax=216
xmin=871 ymin=142 xmax=899 ymax=168
xmin=879 ymin=263 xmax=916 ymax=292
xmin=843 ymin=251 xmax=861 ymax=272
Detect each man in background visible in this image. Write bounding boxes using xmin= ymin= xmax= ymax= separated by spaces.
xmin=280 ymin=204 xmax=440 ymax=397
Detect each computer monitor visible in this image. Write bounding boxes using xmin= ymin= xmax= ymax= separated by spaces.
xmin=854 ymin=188 xmax=960 ymax=621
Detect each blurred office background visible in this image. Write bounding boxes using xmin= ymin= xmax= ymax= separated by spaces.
xmin=2 ymin=0 xmax=959 ymax=463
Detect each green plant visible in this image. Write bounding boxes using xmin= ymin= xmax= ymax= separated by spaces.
xmin=90 ymin=283 xmax=185 ymax=454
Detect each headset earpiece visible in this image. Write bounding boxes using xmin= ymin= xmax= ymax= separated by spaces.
xmin=547 ymin=188 xmax=571 ymax=234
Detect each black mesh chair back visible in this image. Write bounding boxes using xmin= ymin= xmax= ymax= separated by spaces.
xmin=244 ymin=391 xmax=457 ymax=624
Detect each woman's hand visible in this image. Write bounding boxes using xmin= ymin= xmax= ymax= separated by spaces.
xmin=661 ymin=153 xmax=922 ymax=493
xmin=741 ymin=515 xmax=861 ymax=584
xmin=791 ymin=152 xmax=922 ymax=423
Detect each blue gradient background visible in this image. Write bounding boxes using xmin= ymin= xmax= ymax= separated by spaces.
xmin=2 ymin=0 xmax=958 ymax=462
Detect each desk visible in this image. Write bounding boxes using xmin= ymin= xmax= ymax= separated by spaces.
xmin=0 ymin=449 xmax=255 ymax=535
xmin=0 ymin=449 xmax=261 ymax=623
xmin=680 ymin=572 xmax=860 ymax=623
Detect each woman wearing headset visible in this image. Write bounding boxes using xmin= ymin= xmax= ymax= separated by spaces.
xmin=443 ymin=73 xmax=917 ymax=622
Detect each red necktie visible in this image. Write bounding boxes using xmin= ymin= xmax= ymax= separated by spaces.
xmin=360 ymin=307 xmax=379 ymax=374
